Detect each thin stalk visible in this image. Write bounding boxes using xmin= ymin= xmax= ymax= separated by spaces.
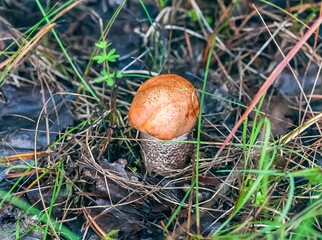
xmin=194 ymin=30 xmax=217 ymax=235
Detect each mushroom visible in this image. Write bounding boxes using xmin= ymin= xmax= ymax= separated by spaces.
xmin=128 ymin=74 xmax=199 ymax=176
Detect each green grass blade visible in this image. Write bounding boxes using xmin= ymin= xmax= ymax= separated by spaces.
xmin=0 ymin=188 xmax=80 ymax=240
xmin=35 ymin=0 xmax=99 ymax=101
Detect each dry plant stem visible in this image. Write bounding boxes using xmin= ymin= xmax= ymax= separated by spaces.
xmin=0 ymin=23 xmax=56 ymax=70
xmin=214 ymin=15 xmax=322 ymax=159
xmin=51 ymin=0 xmax=84 ymax=22
xmin=185 ymin=189 xmax=194 ymax=240
xmin=98 ymin=86 xmax=118 ymax=159
xmin=0 ymin=151 xmax=49 ymax=163
xmin=83 ymin=208 xmax=107 ymax=238
xmin=279 ymin=112 xmax=322 ymax=145
xmin=290 ymin=2 xmax=322 ymax=13
xmin=5 ymin=170 xmax=37 ymax=178
xmin=140 ymin=132 xmax=193 ymax=176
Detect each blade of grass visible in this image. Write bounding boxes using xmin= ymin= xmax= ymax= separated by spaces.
xmin=193 ymin=32 xmax=217 ymax=235
xmin=0 ymin=188 xmax=80 ymax=240
xmin=43 ymin=162 xmax=65 ymax=240
xmin=277 ymin=172 xmax=295 ymax=222
xmin=0 ymin=165 xmax=36 ymax=209
xmin=139 ymin=0 xmax=165 ymax=71
xmin=242 ymin=95 xmax=266 ymax=182
xmin=260 ymin=0 xmax=310 ymax=28
xmin=212 ymin=118 xmax=275 ymax=236
xmin=35 ymin=0 xmax=99 ymax=101
xmin=165 ymin=183 xmax=195 ymax=230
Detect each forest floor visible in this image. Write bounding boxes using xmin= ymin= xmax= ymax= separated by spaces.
xmin=0 ymin=1 xmax=322 ymax=239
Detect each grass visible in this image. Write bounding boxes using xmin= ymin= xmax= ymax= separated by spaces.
xmin=0 ymin=0 xmax=321 ymax=239
xmin=0 ymin=188 xmax=80 ymax=240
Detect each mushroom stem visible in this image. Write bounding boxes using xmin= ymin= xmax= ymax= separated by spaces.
xmin=140 ymin=131 xmax=193 ymax=176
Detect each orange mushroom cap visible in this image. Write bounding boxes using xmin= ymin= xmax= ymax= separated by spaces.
xmin=128 ymin=74 xmax=200 ymax=140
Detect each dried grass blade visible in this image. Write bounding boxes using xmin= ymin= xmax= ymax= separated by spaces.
xmin=0 ymin=23 xmax=56 ymax=70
